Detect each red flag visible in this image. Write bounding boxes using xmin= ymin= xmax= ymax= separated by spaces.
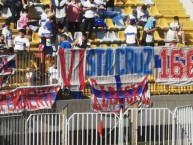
xmin=98 ymin=120 xmax=103 ymax=137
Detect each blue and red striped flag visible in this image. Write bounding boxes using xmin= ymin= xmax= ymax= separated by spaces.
xmin=89 ymin=75 xmax=151 ymax=112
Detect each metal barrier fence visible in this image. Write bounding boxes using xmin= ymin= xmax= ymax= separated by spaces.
xmin=0 ymin=114 xmax=25 ymax=145
xmin=173 ymin=105 xmax=193 ymax=145
xmin=3 ymin=51 xmax=58 ymax=90
xmin=2 ymin=51 xmax=193 ymax=95
xmin=0 ymin=105 xmax=193 ymax=145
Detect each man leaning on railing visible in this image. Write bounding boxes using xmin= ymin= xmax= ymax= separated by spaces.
xmin=13 ymin=29 xmax=30 ymax=52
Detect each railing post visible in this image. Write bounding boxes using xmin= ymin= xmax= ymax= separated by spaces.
xmin=131 ymin=102 xmax=138 ymax=145
xmin=63 ymin=105 xmax=68 ymax=145
xmin=172 ymin=112 xmax=176 ymax=145
xmin=118 ymin=109 xmax=124 ymax=145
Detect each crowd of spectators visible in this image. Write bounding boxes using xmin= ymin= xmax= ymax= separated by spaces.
xmin=0 ymin=0 xmax=186 ymax=54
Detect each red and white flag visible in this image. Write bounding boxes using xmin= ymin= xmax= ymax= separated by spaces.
xmin=0 ymin=85 xmax=60 ymax=114
xmin=58 ymin=49 xmax=86 ymax=91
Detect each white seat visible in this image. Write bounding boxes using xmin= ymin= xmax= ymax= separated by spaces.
xmin=142 ymin=0 xmax=154 ymax=6
xmin=115 ymin=19 xmax=126 ymax=29
xmin=107 ymin=31 xmax=120 ymax=42
xmin=2 ymin=7 xmax=12 ymax=18
xmin=74 ymin=32 xmax=82 ymax=40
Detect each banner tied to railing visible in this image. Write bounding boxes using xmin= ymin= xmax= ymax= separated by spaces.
xmin=88 ymin=75 xmax=151 ymax=112
xmin=155 ymin=47 xmax=193 ymax=85
xmin=86 ymin=47 xmax=153 ymax=77
xmin=58 ymin=49 xmax=85 ymax=91
xmin=0 ymin=85 xmax=60 ymax=114
xmin=0 ymin=55 xmax=15 ymax=88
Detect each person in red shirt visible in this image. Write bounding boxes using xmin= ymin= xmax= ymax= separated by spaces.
xmin=66 ymin=0 xmax=81 ymax=36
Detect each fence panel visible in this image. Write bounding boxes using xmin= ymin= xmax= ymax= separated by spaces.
xmin=173 ymin=105 xmax=193 ymax=145
xmin=67 ymin=112 xmax=120 ymax=145
xmin=0 ymin=114 xmax=25 ymax=145
xmin=122 ymin=108 xmax=174 ymax=145
xmin=25 ymin=111 xmax=67 ymax=145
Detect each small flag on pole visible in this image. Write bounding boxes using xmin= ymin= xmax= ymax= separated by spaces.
xmin=98 ymin=120 xmax=103 ymax=138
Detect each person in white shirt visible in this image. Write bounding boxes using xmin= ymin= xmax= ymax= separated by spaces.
xmin=14 ymin=29 xmax=30 ymax=52
xmin=48 ymin=62 xmax=58 ymax=84
xmin=144 ymin=17 xmax=160 ymax=47
xmin=41 ymin=5 xmax=51 ymax=27
xmin=124 ymin=18 xmax=139 ymax=46
xmin=137 ymin=5 xmax=149 ymax=27
xmin=38 ymin=22 xmax=53 ymax=55
xmin=82 ymin=0 xmax=97 ymax=37
xmin=167 ymin=16 xmax=185 ymax=44
xmin=53 ymin=0 xmax=67 ymax=25
xmin=2 ymin=21 xmax=13 ymax=52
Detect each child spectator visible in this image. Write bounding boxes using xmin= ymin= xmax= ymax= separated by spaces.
xmin=2 ymin=21 xmax=13 ymax=52
xmin=124 ymin=18 xmax=139 ymax=46
xmin=72 ymin=33 xmax=90 ymax=48
xmin=41 ymin=5 xmax=51 ymax=27
xmin=66 ymin=0 xmax=81 ymax=35
xmin=82 ymin=0 xmax=97 ymax=38
xmin=14 ymin=29 xmax=30 ymax=52
xmin=137 ymin=5 xmax=149 ymax=27
xmin=53 ymin=0 xmax=67 ymax=25
xmin=18 ymin=9 xmax=30 ymax=36
xmin=144 ymin=17 xmax=160 ymax=47
xmin=167 ymin=16 xmax=186 ymax=44
xmin=38 ymin=22 xmax=53 ymax=54
xmin=60 ymin=34 xmax=71 ymax=49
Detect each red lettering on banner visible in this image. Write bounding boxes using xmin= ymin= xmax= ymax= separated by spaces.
xmin=160 ymin=48 xmax=169 ymax=79
xmin=170 ymin=50 xmax=184 ymax=79
xmin=159 ymin=48 xmax=193 ymax=79
xmin=187 ymin=50 xmax=193 ymax=78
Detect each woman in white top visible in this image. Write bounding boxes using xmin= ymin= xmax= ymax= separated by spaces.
xmin=167 ymin=16 xmax=185 ymax=44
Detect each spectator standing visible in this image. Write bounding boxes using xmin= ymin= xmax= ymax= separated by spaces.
xmin=38 ymin=22 xmax=53 ymax=54
xmin=2 ymin=21 xmax=13 ymax=52
xmin=18 ymin=9 xmax=30 ymax=36
xmin=167 ymin=16 xmax=185 ymax=44
xmin=41 ymin=5 xmax=51 ymax=27
xmin=72 ymin=33 xmax=90 ymax=48
xmin=53 ymin=0 xmax=67 ymax=25
xmin=14 ymin=29 xmax=30 ymax=52
xmin=137 ymin=5 xmax=149 ymax=27
xmin=4 ymin=0 xmax=21 ymax=28
xmin=48 ymin=62 xmax=58 ymax=84
xmin=106 ymin=0 xmax=114 ymax=11
xmin=82 ymin=0 xmax=97 ymax=38
xmin=66 ymin=0 xmax=81 ymax=35
xmin=124 ymin=18 xmax=139 ymax=46
xmin=144 ymin=17 xmax=159 ymax=47
xmin=60 ymin=34 xmax=71 ymax=49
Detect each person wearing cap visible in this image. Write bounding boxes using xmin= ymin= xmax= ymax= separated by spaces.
xmin=144 ymin=17 xmax=160 ymax=47
xmin=38 ymin=21 xmax=53 ymax=54
xmin=13 ymin=29 xmax=30 ymax=52
xmin=124 ymin=18 xmax=139 ymax=46
xmin=60 ymin=34 xmax=71 ymax=49
xmin=2 ymin=21 xmax=13 ymax=52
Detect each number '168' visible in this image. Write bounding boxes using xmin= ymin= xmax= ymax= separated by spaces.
xmin=160 ymin=49 xmax=193 ymax=79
